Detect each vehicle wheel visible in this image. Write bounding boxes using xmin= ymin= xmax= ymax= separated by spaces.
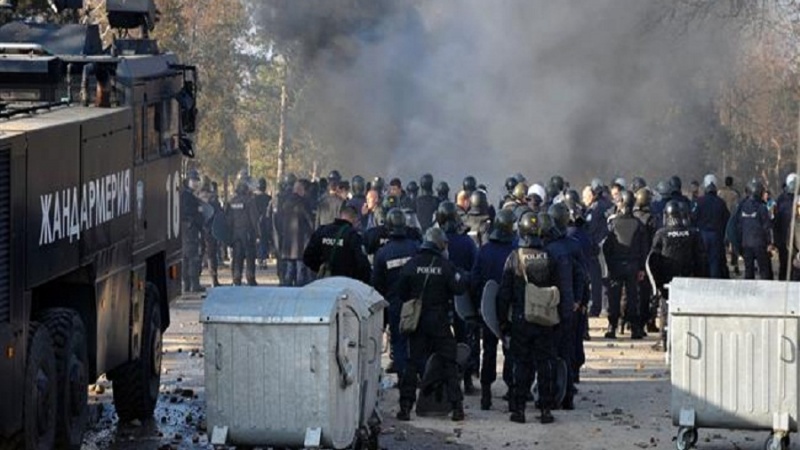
xmin=676 ymin=427 xmax=698 ymax=450
xmin=40 ymin=309 xmax=89 ymax=450
xmin=23 ymin=322 xmax=57 ymax=450
xmin=112 ymin=283 xmax=163 ymax=421
xmin=765 ymin=434 xmax=790 ymax=450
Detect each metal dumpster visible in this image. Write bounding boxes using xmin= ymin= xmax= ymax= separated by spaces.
xmin=201 ymin=278 xmax=388 ymax=449
xmin=669 ymin=278 xmax=800 ymax=450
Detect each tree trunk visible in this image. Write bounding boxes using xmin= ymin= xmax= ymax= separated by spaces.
xmin=276 ymin=72 xmax=288 ymax=189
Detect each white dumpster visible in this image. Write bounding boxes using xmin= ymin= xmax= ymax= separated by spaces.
xmin=201 ymin=278 xmax=387 ymax=449
xmin=669 ymin=278 xmax=800 ymax=450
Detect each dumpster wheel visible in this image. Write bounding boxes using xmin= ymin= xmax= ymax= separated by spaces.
xmin=676 ymin=427 xmax=698 ymax=450
xmin=765 ymin=433 xmax=790 ymax=450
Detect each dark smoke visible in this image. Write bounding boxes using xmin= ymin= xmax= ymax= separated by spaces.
xmin=256 ymin=1 xmax=741 ymax=191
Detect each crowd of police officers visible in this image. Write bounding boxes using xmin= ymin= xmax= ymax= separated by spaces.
xmin=180 ymin=167 xmax=799 ymax=424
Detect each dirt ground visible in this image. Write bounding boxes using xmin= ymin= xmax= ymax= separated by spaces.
xmin=80 ymin=263 xmax=779 ymax=450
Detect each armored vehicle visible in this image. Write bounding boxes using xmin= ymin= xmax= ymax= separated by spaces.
xmin=0 ymin=0 xmax=198 ymax=448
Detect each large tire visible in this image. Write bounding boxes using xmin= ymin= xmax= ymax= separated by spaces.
xmin=23 ymin=323 xmax=57 ymax=450
xmin=40 ymin=309 xmax=89 ymax=450
xmin=112 ymin=283 xmax=163 ymax=421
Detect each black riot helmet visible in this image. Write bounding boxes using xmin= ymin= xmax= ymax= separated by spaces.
xmin=505 ymin=176 xmax=519 ymax=193
xmin=518 ymin=211 xmax=541 ymax=238
xmin=283 ymin=172 xmax=297 ymax=187
xmin=550 ymin=175 xmax=565 ymax=193
xmin=668 ymin=175 xmax=682 ymax=195
xmin=462 ymin=176 xmax=477 ymax=193
xmin=546 ymin=181 xmax=560 ymax=201
xmin=468 ymin=190 xmax=489 ymax=215
xmin=563 ymin=189 xmax=581 ymax=209
xmin=257 ymin=177 xmax=267 ymax=192
xmin=373 ymin=176 xmax=385 ymax=193
xmin=748 ymin=178 xmax=765 ymax=199
xmin=664 ymin=200 xmax=682 ymax=227
xmin=548 ymin=202 xmax=571 ymax=233
xmin=656 ymin=180 xmax=670 ymax=196
xmin=235 ymin=179 xmax=249 ymax=195
xmin=590 ymin=178 xmax=605 ymax=195
xmin=436 ymin=201 xmax=460 ymax=232
xmin=538 ymin=211 xmax=561 ymax=240
xmin=631 ymin=177 xmax=647 ymax=194
xmin=634 ymin=188 xmax=651 ymax=209
xmin=617 ymin=190 xmax=635 ymax=215
xmin=420 ymin=173 xmax=434 ymax=193
xmin=385 ymin=208 xmax=407 ymax=237
xmin=489 ymin=209 xmax=515 ymax=242
xmin=406 ymin=181 xmax=419 ymax=196
xmin=436 ymin=181 xmax=450 ymax=199
xmin=328 ymin=170 xmax=342 ymax=184
xmin=421 ymin=227 xmax=449 ymax=253
xmin=513 ymin=182 xmax=529 ymax=201
xmin=351 ymin=175 xmax=366 ymax=196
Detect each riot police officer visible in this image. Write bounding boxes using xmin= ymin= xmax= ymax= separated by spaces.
xmin=633 ymin=188 xmax=658 ymax=331
xmin=464 ymin=190 xmax=493 ymax=247
xmin=198 ymin=178 xmax=223 ymax=287
xmin=226 ymin=180 xmax=261 ymax=286
xmin=416 ymin=174 xmax=440 ymax=231
xmin=695 ymin=175 xmax=730 ymax=278
xmin=775 ymin=173 xmax=797 ymax=280
xmin=437 ymin=201 xmax=479 ymax=394
xmin=603 ymin=191 xmax=647 ymax=339
xmin=253 ymin=177 xmax=272 ymax=269
xmin=546 ymin=203 xmax=587 ymax=409
xmin=497 ymin=211 xmax=558 ymax=424
xmin=470 ymin=209 xmax=516 ymax=410
xmin=730 ymin=179 xmax=774 ymax=280
xmin=181 ymin=169 xmax=205 ymax=293
xmin=406 ymin=181 xmax=420 ymax=205
xmin=396 ymin=227 xmax=469 ymax=422
xmin=303 ymin=205 xmax=371 ymax=283
xmin=463 ymin=176 xmax=477 ymax=196
xmin=436 ymin=181 xmax=451 ymax=204
xmin=648 ymin=201 xmax=708 ymax=325
xmin=347 ymin=175 xmax=367 ymax=227
xmin=372 ymin=209 xmax=420 ymax=379
xmin=586 ymin=178 xmax=614 ymax=317
xmin=315 ymin=171 xmax=346 ymax=229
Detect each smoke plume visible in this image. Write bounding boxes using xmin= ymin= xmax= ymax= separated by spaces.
xmin=257 ymin=1 xmax=741 ymax=192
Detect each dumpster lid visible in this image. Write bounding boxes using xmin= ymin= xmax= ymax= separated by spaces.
xmin=669 ymin=278 xmax=800 ymax=316
xmin=200 ymin=278 xmax=386 ymax=325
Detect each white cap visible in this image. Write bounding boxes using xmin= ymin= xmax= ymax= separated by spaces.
xmin=528 ymin=183 xmax=547 ymax=202
xmin=703 ymin=174 xmax=718 ymax=189
xmin=786 ymin=173 xmax=797 ymax=189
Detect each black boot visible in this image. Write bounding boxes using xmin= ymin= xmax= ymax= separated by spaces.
xmin=211 ymin=276 xmax=221 ymax=287
xmin=561 ymin=395 xmax=575 ymax=410
xmin=539 ymin=408 xmax=554 ymax=424
xmin=463 ymin=375 xmax=477 ymax=396
xmin=646 ymin=321 xmax=660 ymax=333
xmin=451 ymin=402 xmax=465 ymax=422
xmin=510 ymin=401 xmax=525 ymax=423
xmin=396 ymin=403 xmax=412 ymax=421
xmin=631 ymin=324 xmax=646 ymax=340
xmin=604 ymin=324 xmax=617 ymax=339
xmin=481 ymin=384 xmax=492 ymax=411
